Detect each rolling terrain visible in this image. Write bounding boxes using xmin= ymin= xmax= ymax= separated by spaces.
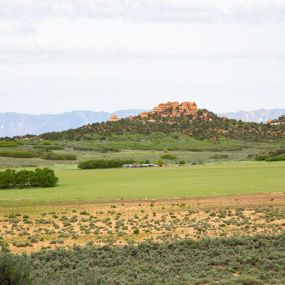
xmin=1 ymin=101 xmax=285 ymax=285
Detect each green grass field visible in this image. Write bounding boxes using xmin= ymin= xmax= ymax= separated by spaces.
xmin=1 ymin=161 xmax=285 ymax=207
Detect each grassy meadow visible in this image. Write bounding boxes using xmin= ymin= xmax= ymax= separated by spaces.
xmin=1 ymin=161 xmax=285 ymax=207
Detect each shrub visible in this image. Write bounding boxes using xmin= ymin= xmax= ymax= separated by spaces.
xmin=78 ymin=159 xmax=136 ymax=169
xmin=33 ymin=145 xmax=64 ymax=151
xmin=155 ymin=160 xmax=164 ymax=167
xmin=0 ymin=253 xmax=31 ymax=285
xmin=0 ymin=150 xmax=38 ymax=158
xmin=265 ymin=154 xmax=285 ymax=161
xmin=0 ymin=168 xmax=58 ymax=189
xmin=210 ymin=154 xmax=229 ymax=159
xmin=160 ymin=154 xmax=177 ymax=160
xmin=0 ymin=141 xmax=19 ymax=147
xmin=41 ymin=152 xmax=77 ymax=160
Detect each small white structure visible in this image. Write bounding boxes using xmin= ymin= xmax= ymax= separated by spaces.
xmin=122 ymin=164 xmax=158 ymax=168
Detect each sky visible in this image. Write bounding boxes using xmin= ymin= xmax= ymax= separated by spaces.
xmin=0 ymin=0 xmax=285 ymax=114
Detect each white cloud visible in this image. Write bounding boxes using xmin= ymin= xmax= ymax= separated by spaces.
xmin=0 ymin=0 xmax=284 ymax=113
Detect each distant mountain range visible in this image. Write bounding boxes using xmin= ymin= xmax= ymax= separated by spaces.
xmin=0 ymin=108 xmax=284 ymax=138
xmin=0 ymin=110 xmax=144 ymax=137
xmin=219 ymin=109 xmax=285 ymax=123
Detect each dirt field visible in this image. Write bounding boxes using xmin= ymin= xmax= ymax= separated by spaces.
xmin=1 ymin=192 xmax=284 ymax=253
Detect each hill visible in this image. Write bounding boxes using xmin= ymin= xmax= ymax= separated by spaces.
xmin=1 ymin=107 xmax=284 ymax=138
xmin=39 ymin=101 xmax=285 ymax=141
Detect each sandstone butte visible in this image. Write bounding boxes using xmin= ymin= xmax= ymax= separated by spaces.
xmin=139 ymin=101 xmax=198 ymax=119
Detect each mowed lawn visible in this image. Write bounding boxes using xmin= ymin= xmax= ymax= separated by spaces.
xmin=0 ymin=162 xmax=285 ymax=207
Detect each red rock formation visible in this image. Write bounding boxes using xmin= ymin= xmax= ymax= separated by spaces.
xmin=139 ymin=101 xmax=198 ymax=119
xmin=109 ymin=115 xmax=120 ymax=122
xmin=139 ymin=112 xmax=149 ymax=119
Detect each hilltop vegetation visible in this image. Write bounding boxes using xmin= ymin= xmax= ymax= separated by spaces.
xmin=38 ymin=107 xmax=285 ymax=141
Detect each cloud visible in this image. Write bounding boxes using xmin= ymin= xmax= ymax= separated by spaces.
xmin=0 ymin=16 xmax=284 ymax=63
xmin=1 ymin=0 xmax=285 ymax=23
xmin=0 ymin=0 xmax=284 ymax=63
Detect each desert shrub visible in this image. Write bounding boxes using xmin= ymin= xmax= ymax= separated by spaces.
xmin=255 ymin=148 xmax=285 ymax=162
xmin=13 ymin=234 xmax=285 ymax=285
xmin=160 ymin=153 xmax=177 ymax=160
xmin=74 ymin=146 xmax=120 ymax=153
xmin=0 ymin=253 xmax=31 ymax=285
xmin=78 ymin=159 xmax=136 ymax=169
xmin=210 ymin=154 xmax=229 ymax=159
xmin=0 ymin=168 xmax=58 ymax=189
xmin=41 ymin=152 xmax=77 ymax=160
xmin=235 ymin=276 xmax=264 ymax=285
xmin=33 ymin=145 xmax=64 ymax=151
xmin=0 ymin=150 xmax=38 ymax=158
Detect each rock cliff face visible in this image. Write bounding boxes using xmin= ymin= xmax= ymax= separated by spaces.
xmin=139 ymin=101 xmax=198 ymax=119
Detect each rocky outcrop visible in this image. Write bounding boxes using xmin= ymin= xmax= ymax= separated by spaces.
xmin=109 ymin=115 xmax=120 ymax=122
xmin=139 ymin=101 xmax=198 ymax=119
xmin=267 ymin=115 xmax=285 ymax=126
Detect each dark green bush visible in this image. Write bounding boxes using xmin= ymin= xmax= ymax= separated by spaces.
xmin=33 ymin=145 xmax=64 ymax=151
xmin=160 ymin=153 xmax=176 ymax=160
xmin=0 ymin=150 xmax=38 ymax=158
xmin=210 ymin=154 xmax=229 ymax=159
xmin=0 ymin=168 xmax=58 ymax=189
xmin=255 ymin=148 xmax=285 ymax=162
xmin=41 ymin=153 xmax=77 ymax=160
xmin=265 ymin=154 xmax=285 ymax=161
xmin=0 ymin=253 xmax=31 ymax=285
xmin=78 ymin=159 xmax=136 ymax=169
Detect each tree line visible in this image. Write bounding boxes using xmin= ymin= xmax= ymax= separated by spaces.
xmin=0 ymin=168 xmax=59 ymax=189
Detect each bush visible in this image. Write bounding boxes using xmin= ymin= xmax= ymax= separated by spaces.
xmin=0 ymin=150 xmax=38 ymax=158
xmin=155 ymin=159 xmax=164 ymax=167
xmin=265 ymin=155 xmax=285 ymax=161
xmin=0 ymin=141 xmax=19 ymax=147
xmin=210 ymin=154 xmax=229 ymax=159
xmin=0 ymin=253 xmax=31 ymax=285
xmin=78 ymin=159 xmax=136 ymax=169
xmin=254 ymin=155 xmax=267 ymax=161
xmin=255 ymin=148 xmax=285 ymax=162
xmin=33 ymin=145 xmax=65 ymax=151
xmin=0 ymin=168 xmax=59 ymax=189
xmin=41 ymin=152 xmax=77 ymax=160
xmin=160 ymin=154 xmax=176 ymax=160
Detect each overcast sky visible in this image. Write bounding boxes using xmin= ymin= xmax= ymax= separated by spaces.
xmin=0 ymin=0 xmax=285 ymax=114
